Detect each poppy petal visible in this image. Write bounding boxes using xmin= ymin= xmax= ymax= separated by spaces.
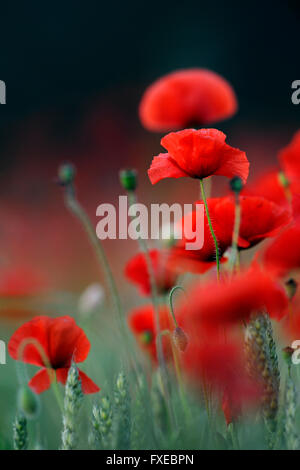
xmin=148 ymin=153 xmax=189 ymax=184
xmin=28 ymin=368 xmax=52 ymax=394
xmin=48 ymin=316 xmax=90 ymax=368
xmin=8 ymin=316 xmax=52 ymax=366
xmin=56 ymin=367 xmax=100 ymax=394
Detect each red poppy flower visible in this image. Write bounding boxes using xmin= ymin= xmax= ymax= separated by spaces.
xmin=128 ymin=305 xmax=174 ymax=363
xmin=210 ymin=195 xmax=291 ymax=249
xmin=263 ymin=220 xmax=300 ymax=277
xmin=182 ymin=339 xmax=262 ymax=422
xmin=242 ymin=169 xmax=288 ymax=206
xmin=169 ymin=199 xmax=232 ymax=274
xmin=139 ymin=69 xmax=237 ymax=132
xmin=279 ymin=130 xmax=300 ymax=181
xmin=124 ymin=249 xmax=177 ymax=296
xmin=0 ymin=266 xmax=44 ymax=297
xmin=177 ymin=265 xmax=288 ymax=329
xmin=0 ymin=266 xmax=45 ymax=321
xmin=8 ymin=316 xmax=100 ymax=394
xmin=148 ymin=129 xmax=249 ymax=185
xmin=169 ymin=196 xmax=289 ymax=274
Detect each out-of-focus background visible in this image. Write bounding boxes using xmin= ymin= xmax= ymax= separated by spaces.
xmin=0 ymin=0 xmax=299 ymax=291
xmin=0 ymin=0 xmax=299 ymax=448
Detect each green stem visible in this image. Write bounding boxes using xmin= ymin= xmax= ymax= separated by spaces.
xmin=127 ymin=191 xmax=165 ymax=371
xmin=199 ymin=179 xmax=220 ymax=280
xmin=64 ymin=184 xmax=125 ymax=338
xmin=52 ymin=373 xmax=64 ymax=413
xmin=229 ymin=192 xmax=241 ymax=274
xmin=169 ymin=286 xmax=185 ymax=328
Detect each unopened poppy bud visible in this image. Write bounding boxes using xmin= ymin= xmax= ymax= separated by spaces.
xmin=140 ymin=330 xmax=153 ymax=344
xmin=119 ymin=169 xmax=138 ymax=191
xmin=172 ymin=327 xmax=188 ymax=352
xmin=285 ymin=279 xmax=298 ymax=300
xmin=229 ymin=176 xmax=243 ymax=194
xmin=17 ymin=385 xmax=40 ymax=419
xmin=58 ymin=163 xmax=76 ymax=186
xmin=278 ymin=171 xmax=290 ymax=189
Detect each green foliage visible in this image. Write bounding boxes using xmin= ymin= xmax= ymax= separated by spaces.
xmin=13 ymin=413 xmax=28 ymax=450
xmin=61 ymin=363 xmax=84 ymax=450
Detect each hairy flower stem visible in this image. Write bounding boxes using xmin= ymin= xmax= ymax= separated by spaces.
xmin=13 ymin=413 xmax=28 ymax=450
xmin=229 ymin=192 xmax=241 ymax=274
xmin=245 ymin=314 xmax=280 ymax=448
xmin=284 ymin=376 xmax=299 ymax=450
xmin=61 ymin=363 xmax=83 ymax=450
xmin=64 ymin=184 xmax=124 ymax=334
xmin=199 ymin=179 xmax=220 ymax=280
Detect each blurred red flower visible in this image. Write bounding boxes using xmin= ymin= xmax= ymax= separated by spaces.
xmin=279 ymin=130 xmax=300 ymax=182
xmin=139 ymin=69 xmax=237 ymax=132
xmin=183 ymin=339 xmax=262 ymax=423
xmin=0 ymin=266 xmax=44 ymax=297
xmin=177 ymin=265 xmax=288 ymax=330
xmin=124 ymin=249 xmax=177 ymax=296
xmin=8 ymin=316 xmax=100 ymax=394
xmin=148 ymin=128 xmax=249 ymax=185
xmin=128 ymin=305 xmax=174 ymax=363
xmin=170 ymin=199 xmax=232 ymax=274
xmin=169 ymin=196 xmax=289 ymax=274
xmin=264 ymin=220 xmax=300 ymax=277
xmin=211 ymin=195 xmax=291 ymax=249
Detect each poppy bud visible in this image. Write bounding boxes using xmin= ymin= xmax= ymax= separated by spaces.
xmin=17 ymin=385 xmax=40 ymax=419
xmin=58 ymin=163 xmax=76 ymax=185
xmin=172 ymin=327 xmax=188 ymax=352
xmin=229 ymin=176 xmax=243 ymax=194
xmin=285 ymin=279 xmax=298 ymax=300
xmin=278 ymin=171 xmax=290 ymax=188
xmin=140 ymin=330 xmax=153 ymax=344
xmin=119 ymin=169 xmax=138 ymax=191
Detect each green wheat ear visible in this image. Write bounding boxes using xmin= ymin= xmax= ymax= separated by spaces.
xmin=284 ymin=376 xmax=299 ymax=450
xmin=61 ymin=363 xmax=83 ymax=450
xmin=114 ymin=371 xmax=131 ymax=450
xmin=245 ymin=313 xmax=280 ymax=448
xmin=89 ymin=396 xmax=113 ymax=449
xmin=13 ymin=413 xmax=28 ymax=450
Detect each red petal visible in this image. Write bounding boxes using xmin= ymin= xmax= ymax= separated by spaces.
xmin=28 ymin=368 xmax=52 ymax=394
xmin=8 ymin=316 xmax=52 ymax=366
xmin=78 ymin=370 xmax=100 ymax=394
xmin=139 ymin=69 xmax=237 ymax=131
xmin=148 ymin=153 xmax=189 ymax=184
xmin=56 ymin=367 xmax=100 ymax=394
xmin=48 ymin=316 xmax=90 ymax=368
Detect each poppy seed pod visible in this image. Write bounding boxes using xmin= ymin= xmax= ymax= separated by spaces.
xmin=17 ymin=385 xmax=40 ymax=419
xmin=173 ymin=327 xmax=188 ymax=352
xmin=230 ymin=176 xmax=243 ymax=194
xmin=58 ymin=163 xmax=76 ymax=185
xmin=119 ymin=169 xmax=138 ymax=191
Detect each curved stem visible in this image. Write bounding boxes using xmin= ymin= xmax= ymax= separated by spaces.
xmin=17 ymin=338 xmax=63 ymax=412
xmin=169 ymin=286 xmax=185 ymax=328
xmin=64 ymin=184 xmax=125 ymax=340
xmin=127 ymin=191 xmax=165 ymax=371
xmin=199 ymin=179 xmax=220 ymax=280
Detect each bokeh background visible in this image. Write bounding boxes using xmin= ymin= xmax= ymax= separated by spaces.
xmin=0 ymin=0 xmax=299 ymax=448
